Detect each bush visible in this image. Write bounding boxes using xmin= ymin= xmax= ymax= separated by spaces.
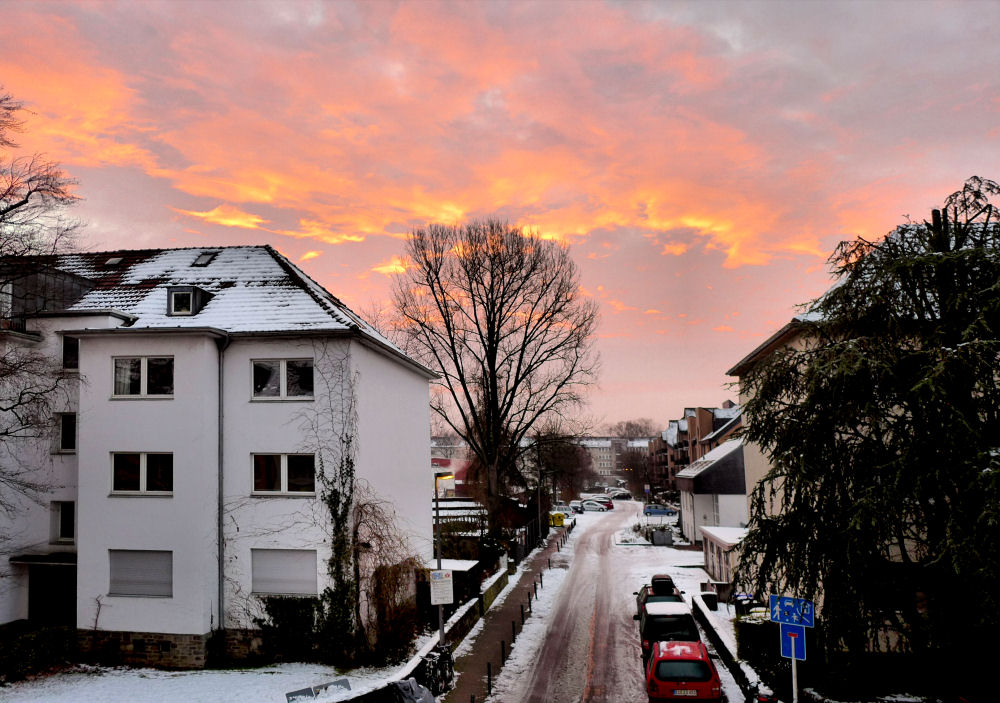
xmin=254 ymin=596 xmax=322 ymax=663
xmin=0 ymin=621 xmax=76 ymax=683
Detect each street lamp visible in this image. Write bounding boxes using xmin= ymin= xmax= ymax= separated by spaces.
xmin=433 ymin=470 xmax=454 ymax=648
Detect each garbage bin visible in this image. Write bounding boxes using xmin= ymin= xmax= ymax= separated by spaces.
xmin=549 ymin=512 xmax=564 ymax=527
xmin=700 ymin=591 xmax=718 ymax=611
xmin=651 ymin=529 xmax=673 ymax=546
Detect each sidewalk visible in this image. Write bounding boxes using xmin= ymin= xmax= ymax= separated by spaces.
xmin=442 ymin=526 xmax=571 ymax=703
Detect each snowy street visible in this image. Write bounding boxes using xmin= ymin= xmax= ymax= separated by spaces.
xmin=483 ymin=505 xmax=743 ymax=703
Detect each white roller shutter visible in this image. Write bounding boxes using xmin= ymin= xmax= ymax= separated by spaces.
xmin=251 ymin=549 xmax=318 ymax=595
xmin=109 ymin=550 xmax=173 ymax=597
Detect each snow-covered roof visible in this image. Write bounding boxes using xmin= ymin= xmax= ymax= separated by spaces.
xmin=675 ymin=438 xmax=744 ymax=479
xmin=579 ymin=438 xmax=612 ymax=448
xmin=49 ymin=246 xmax=389 ymax=338
xmin=702 ymin=412 xmax=741 ymax=443
xmin=698 ymin=526 xmax=748 ymax=547
xmin=627 ymin=438 xmax=650 ymax=449
xmin=713 ymin=405 xmax=740 ymax=420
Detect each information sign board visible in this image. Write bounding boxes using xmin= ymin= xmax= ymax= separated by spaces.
xmin=430 ymin=569 xmax=454 ymax=605
xmin=769 ymin=595 xmax=814 ymax=627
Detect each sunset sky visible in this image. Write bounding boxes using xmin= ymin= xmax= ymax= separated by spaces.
xmin=3 ymin=0 xmax=998 ymax=428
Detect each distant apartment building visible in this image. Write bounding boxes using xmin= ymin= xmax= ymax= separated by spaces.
xmin=578 ymin=437 xmax=628 ymax=477
xmin=651 ymin=402 xmax=741 ymax=493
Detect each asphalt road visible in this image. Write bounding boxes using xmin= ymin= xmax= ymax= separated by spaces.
xmin=499 ymin=506 xmax=743 ymax=703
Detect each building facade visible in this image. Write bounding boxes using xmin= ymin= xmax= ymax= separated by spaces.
xmin=0 ymin=246 xmax=433 ymax=666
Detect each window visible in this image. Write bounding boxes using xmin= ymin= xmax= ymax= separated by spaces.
xmin=62 ymin=336 xmax=79 ymax=370
xmin=51 ymin=501 xmax=74 ymax=543
xmin=251 ymin=549 xmax=317 ymax=595
xmin=109 ymin=550 xmax=172 ymax=597
xmin=113 ymin=356 xmax=173 ymax=396
xmin=112 ymin=452 xmax=173 ymax=494
xmin=252 ymin=359 xmax=313 ymax=399
xmin=252 ymin=454 xmax=315 ymax=494
xmin=192 ymin=251 xmax=218 ymax=267
xmin=57 ymin=413 xmax=76 ymax=452
xmin=169 ymin=290 xmax=193 ymax=315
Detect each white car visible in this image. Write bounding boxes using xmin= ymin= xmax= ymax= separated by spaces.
xmin=551 ymin=504 xmax=575 ymax=518
xmin=581 ymin=499 xmax=607 ymax=512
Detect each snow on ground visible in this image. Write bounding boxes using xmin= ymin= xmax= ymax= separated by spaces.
xmin=0 ymin=662 xmax=386 ymax=703
xmin=0 ymin=635 xmax=438 ymax=703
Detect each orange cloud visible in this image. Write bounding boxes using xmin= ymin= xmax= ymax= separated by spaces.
xmin=372 ymin=255 xmax=412 ymax=276
xmin=300 ymin=251 xmax=322 ymax=262
xmin=607 ymin=299 xmax=637 ymax=313
xmin=174 ymin=204 xmax=269 ymax=229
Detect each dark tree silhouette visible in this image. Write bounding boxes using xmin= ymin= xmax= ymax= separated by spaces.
xmin=735 ymin=177 xmax=1000 ymax=698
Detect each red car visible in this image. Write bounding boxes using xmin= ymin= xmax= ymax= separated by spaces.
xmin=645 ymin=640 xmax=725 ymax=702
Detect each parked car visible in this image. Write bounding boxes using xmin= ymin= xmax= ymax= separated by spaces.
xmin=581 ymin=499 xmax=608 ymax=512
xmin=551 ymin=504 xmax=575 ymax=518
xmin=650 ymin=574 xmax=677 ymax=594
xmin=569 ymin=500 xmax=584 ymax=514
xmin=644 ymin=503 xmax=677 ymax=517
xmin=588 ymin=494 xmax=615 ymax=509
xmin=645 ymin=640 xmax=725 ymax=701
xmin=610 ymin=491 xmax=633 ymax=500
xmin=635 ymin=601 xmax=700 ymax=662
xmin=634 ymin=584 xmax=683 ymax=617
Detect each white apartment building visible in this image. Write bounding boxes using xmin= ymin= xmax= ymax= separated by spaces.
xmin=0 ymin=246 xmax=433 ymax=667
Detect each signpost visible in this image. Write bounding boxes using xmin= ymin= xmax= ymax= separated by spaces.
xmin=770 ymin=596 xmax=814 ymax=703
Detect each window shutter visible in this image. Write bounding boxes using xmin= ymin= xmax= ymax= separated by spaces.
xmin=109 ymin=550 xmax=173 ymax=597
xmin=251 ymin=549 xmax=317 ymax=595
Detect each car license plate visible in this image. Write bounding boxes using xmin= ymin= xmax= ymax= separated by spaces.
xmin=673 ymin=690 xmax=697 ymax=697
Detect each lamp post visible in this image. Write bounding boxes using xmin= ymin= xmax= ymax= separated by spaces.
xmin=434 ymin=470 xmax=454 ymax=648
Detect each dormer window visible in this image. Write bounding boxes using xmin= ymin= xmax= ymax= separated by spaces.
xmin=167 ymin=286 xmax=212 ymax=317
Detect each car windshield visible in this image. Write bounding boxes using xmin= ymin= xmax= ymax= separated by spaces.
xmin=655 ymin=660 xmax=712 ymax=682
xmin=645 ymin=615 xmax=699 ymax=641
xmin=646 ymin=594 xmax=683 ymax=604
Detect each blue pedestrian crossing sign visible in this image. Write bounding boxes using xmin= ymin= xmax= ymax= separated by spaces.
xmin=769 ymin=595 xmax=814 ymax=627
xmin=780 ymin=623 xmax=807 ymax=660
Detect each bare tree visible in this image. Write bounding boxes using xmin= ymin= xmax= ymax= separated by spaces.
xmin=606 ymin=417 xmax=657 ymax=439
xmin=393 ymin=219 xmax=599 ymax=536
xmin=0 ymin=87 xmax=80 ymax=520
xmin=1 ymin=89 xmax=80 ymax=257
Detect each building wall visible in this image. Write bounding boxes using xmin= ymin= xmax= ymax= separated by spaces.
xmin=0 ymin=315 xmax=100 ymax=624
xmin=221 ymin=337 xmax=334 ymax=628
xmin=351 ymin=340 xmax=432 ymax=561
xmin=680 ymin=492 xmax=746 ymax=543
xmin=1 ymin=320 xmax=431 ymax=664
xmin=76 ymin=332 xmax=220 ymax=636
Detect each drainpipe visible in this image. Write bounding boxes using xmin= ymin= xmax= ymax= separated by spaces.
xmin=216 ymin=334 xmax=230 ymax=635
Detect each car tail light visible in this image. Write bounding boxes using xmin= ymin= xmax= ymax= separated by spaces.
xmin=642 ymin=639 xmax=649 ymax=651
xmin=711 ymin=684 xmax=722 ymax=697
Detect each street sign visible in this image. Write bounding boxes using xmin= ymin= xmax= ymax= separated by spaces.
xmin=430 ymin=569 xmax=454 ymax=605
xmin=769 ymin=595 xmax=814 ymax=627
xmin=780 ymin=623 xmax=806 ymax=660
